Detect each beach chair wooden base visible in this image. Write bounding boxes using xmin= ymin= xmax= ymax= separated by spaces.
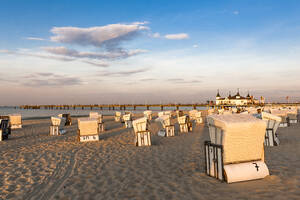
xmin=135 ymin=131 xmax=151 ymax=146
xmin=50 ymin=126 xmax=59 ymax=136
xmin=125 ymin=120 xmax=133 ymax=128
xmin=188 ymin=122 xmax=193 ymax=132
xmin=98 ymin=123 xmax=105 ymax=133
xmin=79 ymin=134 xmax=99 ymax=142
xmin=279 ymin=122 xmax=288 ymax=127
xmin=165 ymin=125 xmax=175 ymax=137
xmin=264 ymin=128 xmax=279 ymax=146
xmin=196 ymin=117 xmax=203 ymax=124
xmin=289 ymin=119 xmax=297 ymax=124
xmin=115 ymin=116 xmax=121 ymax=122
xmin=204 ymin=141 xmax=269 ymax=183
xmin=10 ymin=124 xmax=22 ymax=129
xmin=65 ymin=120 xmax=72 ymax=126
xmin=179 ymin=124 xmax=188 ymax=132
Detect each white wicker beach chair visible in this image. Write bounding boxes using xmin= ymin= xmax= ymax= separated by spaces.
xmin=132 ymin=117 xmax=151 ymax=146
xmin=178 ymin=115 xmax=192 ymax=132
xmin=254 ymin=112 xmax=281 ymax=146
xmin=123 ymin=113 xmax=133 ymax=128
xmin=49 ymin=116 xmax=66 ymax=136
xmin=89 ymin=112 xmax=104 ymax=132
xmin=77 ymin=118 xmax=99 ymax=142
xmin=143 ymin=110 xmax=153 ymax=121
xmin=270 ymin=109 xmax=289 ymax=127
xmin=115 ymin=111 xmax=122 ymax=122
xmin=205 ymin=114 xmax=269 ymax=183
xmin=156 ymin=115 xmax=175 ymax=137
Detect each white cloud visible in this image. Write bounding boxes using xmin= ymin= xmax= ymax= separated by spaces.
xmin=164 ymin=33 xmax=189 ymax=40
xmin=233 ymin=11 xmax=239 ymax=15
xmin=193 ymin=44 xmax=198 ymax=48
xmin=152 ymin=32 xmax=161 ymax=38
xmin=50 ymin=22 xmax=148 ymax=49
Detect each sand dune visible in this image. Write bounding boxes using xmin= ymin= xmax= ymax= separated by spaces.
xmin=0 ymin=114 xmax=299 ymax=200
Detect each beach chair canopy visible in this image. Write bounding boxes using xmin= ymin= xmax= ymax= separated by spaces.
xmin=51 ymin=116 xmax=62 ymax=126
xmin=8 ymin=114 xmax=21 ymax=125
xmin=123 ymin=113 xmax=132 ymax=121
xmin=189 ymin=110 xmax=198 ymax=119
xmin=89 ymin=112 xmax=99 ymax=119
xmin=132 ymin=117 xmax=148 ymax=133
xmin=156 ymin=114 xmax=171 ymax=127
xmin=143 ymin=110 xmax=152 ymax=115
xmin=78 ymin=118 xmax=98 ymax=136
xmin=178 ymin=115 xmax=188 ymax=124
xmin=115 ymin=111 xmax=122 ymax=117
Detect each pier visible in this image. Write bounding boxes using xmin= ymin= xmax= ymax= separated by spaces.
xmin=19 ymin=104 xmax=209 ymax=111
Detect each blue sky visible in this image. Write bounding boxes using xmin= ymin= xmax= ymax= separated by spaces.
xmin=0 ymin=0 xmax=300 ymax=105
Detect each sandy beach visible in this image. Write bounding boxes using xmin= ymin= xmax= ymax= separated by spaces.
xmin=0 ymin=113 xmax=299 ymax=200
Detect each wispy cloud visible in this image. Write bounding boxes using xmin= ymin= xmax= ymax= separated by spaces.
xmin=167 ymin=78 xmax=202 ymax=84
xmin=25 ymin=37 xmax=46 ymax=41
xmin=98 ymin=68 xmax=150 ymax=77
xmin=43 ymin=46 xmax=147 ymax=60
xmin=0 ymin=49 xmax=109 ymax=67
xmin=23 ymin=73 xmax=84 ymax=87
xmin=164 ymin=33 xmax=189 ymax=40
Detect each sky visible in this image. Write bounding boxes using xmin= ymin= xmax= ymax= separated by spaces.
xmin=1 ymin=0 xmax=300 ymax=105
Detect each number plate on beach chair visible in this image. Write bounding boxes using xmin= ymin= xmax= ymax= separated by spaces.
xmin=80 ymin=135 xmax=99 ymax=142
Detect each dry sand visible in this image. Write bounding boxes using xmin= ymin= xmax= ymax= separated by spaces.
xmin=0 ymin=114 xmax=299 ymax=200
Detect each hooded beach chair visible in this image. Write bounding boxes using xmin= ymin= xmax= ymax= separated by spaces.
xmin=8 ymin=114 xmax=22 ymax=129
xmin=89 ymin=112 xmax=105 ymax=132
xmin=115 ymin=111 xmax=122 ymax=122
xmin=270 ymin=109 xmax=289 ymax=127
xmin=143 ymin=110 xmax=153 ymax=121
xmin=254 ymin=112 xmax=281 ymax=146
xmin=77 ymin=118 xmax=99 ymax=142
xmin=0 ymin=119 xmax=11 ymax=141
xmin=189 ymin=110 xmax=198 ymax=121
xmin=50 ymin=116 xmax=66 ymax=136
xmin=286 ymin=108 xmax=298 ymax=124
xmin=205 ymin=114 xmax=269 ymax=183
xmin=58 ymin=113 xmax=72 ymax=126
xmin=178 ymin=115 xmax=192 ymax=133
xmin=123 ymin=113 xmax=133 ymax=128
xmin=132 ymin=117 xmax=151 ymax=146
xmin=156 ymin=114 xmax=175 ymax=137
xmin=176 ymin=110 xmax=184 ymax=118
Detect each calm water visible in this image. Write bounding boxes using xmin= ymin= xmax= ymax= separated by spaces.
xmin=0 ymin=106 xmax=208 ymax=119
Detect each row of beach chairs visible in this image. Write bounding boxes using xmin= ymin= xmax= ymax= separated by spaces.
xmin=2 ymin=106 xmax=299 ymax=185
